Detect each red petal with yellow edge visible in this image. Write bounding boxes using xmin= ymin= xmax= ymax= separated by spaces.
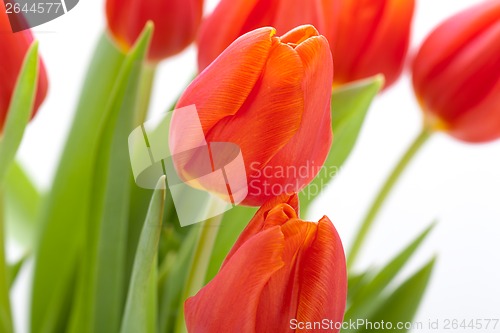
xmin=203 ymin=40 xmax=305 ymax=204
xmin=296 ymin=216 xmax=347 ymax=332
xmin=255 ymin=219 xmax=318 ymax=333
xmin=250 ymin=31 xmax=332 ymax=205
xmin=185 ymin=226 xmax=285 ymax=333
xmin=223 ymin=193 xmax=299 ymax=267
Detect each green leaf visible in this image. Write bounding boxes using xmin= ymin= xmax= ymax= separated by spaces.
xmin=0 ymin=42 xmax=39 ymax=183
xmin=300 ymin=76 xmax=383 ymax=214
xmin=89 ymin=24 xmax=153 ymax=333
xmin=0 ymin=192 xmax=13 ymax=333
xmin=0 ymin=41 xmax=40 ymax=333
xmin=4 ymin=161 xmax=41 ymax=247
xmin=346 ymin=223 xmax=435 ymax=323
xmin=204 ymin=205 xmax=257 ymax=283
xmin=120 ymin=177 xmax=166 ymax=333
xmin=30 ymin=33 xmax=126 ymax=333
xmin=356 ymin=258 xmax=436 ymax=333
xmin=158 ymin=228 xmax=198 ymax=333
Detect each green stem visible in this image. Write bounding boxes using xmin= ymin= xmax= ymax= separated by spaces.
xmin=0 ymin=190 xmax=14 ymax=333
xmin=174 ymin=214 xmax=222 ymax=333
xmin=134 ymin=63 xmax=156 ymax=126
xmin=347 ymin=127 xmax=432 ymax=270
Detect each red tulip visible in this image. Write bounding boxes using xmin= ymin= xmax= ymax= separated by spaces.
xmin=412 ymin=1 xmax=500 ymax=143
xmin=185 ymin=193 xmax=347 ymax=333
xmin=197 ymin=0 xmax=414 ymax=88
xmin=332 ymin=0 xmax=415 ymax=88
xmin=1 ymin=5 xmax=48 ymax=133
xmin=106 ymin=0 xmax=203 ymax=62
xmin=171 ymin=25 xmax=333 ymax=206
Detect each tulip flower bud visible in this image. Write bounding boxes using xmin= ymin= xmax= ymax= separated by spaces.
xmin=105 ymin=0 xmax=203 ymax=62
xmin=412 ymin=1 xmax=500 ymax=143
xmin=185 ymin=193 xmax=347 ymax=333
xmin=171 ymin=25 xmax=333 ymax=206
xmin=333 ymin=0 xmax=415 ymax=88
xmin=1 ymin=5 xmax=48 ymax=133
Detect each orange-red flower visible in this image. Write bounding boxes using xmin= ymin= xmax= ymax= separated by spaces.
xmin=412 ymin=1 xmax=500 ymax=143
xmin=197 ymin=0 xmax=414 ymax=88
xmin=185 ymin=193 xmax=347 ymax=333
xmin=1 ymin=5 xmax=48 ymax=133
xmin=171 ymin=25 xmax=333 ymax=206
xmin=333 ymin=0 xmax=415 ymax=88
xmin=105 ymin=0 xmax=203 ymax=62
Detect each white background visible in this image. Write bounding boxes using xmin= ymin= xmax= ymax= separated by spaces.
xmin=10 ymin=0 xmax=500 ymax=332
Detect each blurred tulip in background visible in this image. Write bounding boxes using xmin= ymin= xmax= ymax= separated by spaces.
xmin=197 ymin=0 xmax=414 ymax=89
xmin=106 ymin=0 xmax=204 ymax=62
xmin=412 ymin=0 xmax=500 ymax=143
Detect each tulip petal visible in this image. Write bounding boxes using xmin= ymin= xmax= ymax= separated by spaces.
xmin=185 ymin=226 xmax=285 ymax=333
xmin=296 ymin=216 xmax=347 ymax=331
xmin=355 ymin=0 xmax=415 ymax=87
xmin=333 ymin=0 xmax=386 ymax=83
xmin=174 ymin=27 xmax=274 ymax=132
xmin=255 ymin=219 xmax=318 ymax=333
xmin=203 ymin=40 xmax=305 ymax=203
xmin=419 ymin=16 xmax=500 ymax=125
xmin=197 ymin=0 xmax=270 ymax=70
xmin=452 ymin=79 xmax=500 ymax=143
xmin=249 ymin=34 xmax=332 ymax=205
xmin=106 ymin=0 xmax=203 ymax=60
xmin=223 ymin=193 xmax=299 ymax=267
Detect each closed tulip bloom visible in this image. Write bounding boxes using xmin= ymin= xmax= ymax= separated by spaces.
xmin=197 ymin=0 xmax=339 ymax=71
xmin=106 ymin=0 xmax=203 ymax=62
xmin=332 ymin=0 xmax=415 ymax=88
xmin=171 ymin=25 xmax=333 ymax=206
xmin=185 ymin=193 xmax=347 ymax=333
xmin=1 ymin=6 xmax=48 ymax=132
xmin=412 ymin=1 xmax=500 ymax=143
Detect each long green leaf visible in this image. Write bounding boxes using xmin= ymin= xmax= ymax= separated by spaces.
xmin=30 ymin=34 xmax=126 ymax=333
xmin=120 ymin=177 xmax=166 ymax=333
xmin=4 ymin=161 xmax=41 ymax=247
xmin=300 ymin=76 xmax=383 ymax=214
xmin=0 ymin=41 xmax=40 ymax=333
xmin=158 ymin=228 xmax=198 ymax=333
xmin=89 ymin=24 xmax=153 ymax=333
xmin=346 ymin=223 xmax=435 ymax=320
xmin=0 ymin=42 xmax=39 ymax=182
xmin=356 ymin=258 xmax=436 ymax=333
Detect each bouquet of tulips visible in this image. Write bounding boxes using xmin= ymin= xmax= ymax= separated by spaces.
xmin=1 ymin=0 xmax=499 ymax=332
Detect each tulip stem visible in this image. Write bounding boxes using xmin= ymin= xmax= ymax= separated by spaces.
xmin=135 ymin=63 xmax=156 ymax=125
xmin=347 ymin=127 xmax=432 ymax=270
xmin=175 ymin=213 xmax=222 ymax=333
xmin=0 ymin=190 xmax=14 ymax=333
